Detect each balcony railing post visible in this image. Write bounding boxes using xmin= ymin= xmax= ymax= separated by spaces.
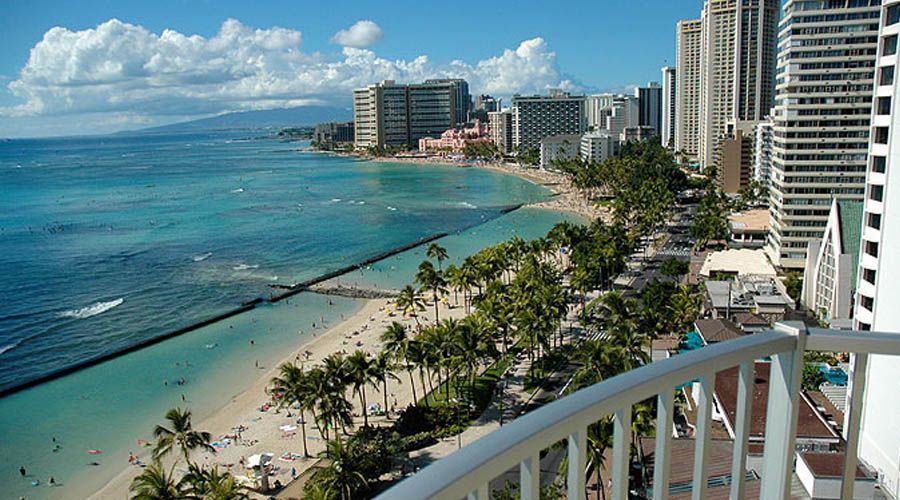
xmin=692 ymin=372 xmax=714 ymax=500
xmin=520 ymin=453 xmax=540 ymax=500
xmin=653 ymin=390 xmax=675 ymax=500
xmin=729 ymin=362 xmax=754 ymax=500
xmin=612 ymin=407 xmax=633 ymax=500
xmin=467 ymin=483 xmax=489 ymax=500
xmin=841 ymin=352 xmax=869 ymax=500
xmin=568 ymin=428 xmax=587 ymax=500
xmin=760 ymin=321 xmax=807 ymax=499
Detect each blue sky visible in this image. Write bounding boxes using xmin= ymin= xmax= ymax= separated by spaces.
xmin=0 ymin=0 xmax=703 ymax=137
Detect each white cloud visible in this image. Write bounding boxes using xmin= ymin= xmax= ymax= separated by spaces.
xmin=330 ymin=20 xmax=383 ymax=49
xmin=1 ymin=19 xmax=577 ymax=136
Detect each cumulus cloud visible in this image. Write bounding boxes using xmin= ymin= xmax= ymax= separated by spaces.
xmin=1 ymin=18 xmax=576 ymax=135
xmin=330 ymin=20 xmax=383 ymax=48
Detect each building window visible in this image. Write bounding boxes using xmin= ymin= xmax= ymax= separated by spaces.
xmin=868 ymin=212 xmax=882 ymax=230
xmin=875 ymin=127 xmax=890 ymax=144
xmin=863 ymin=268 xmax=877 ymax=285
xmin=888 ymin=5 xmax=900 ymax=26
xmin=885 ymin=35 xmax=899 ymax=56
xmin=878 ymin=96 xmax=892 ymax=115
xmin=859 ymin=322 xmax=872 ymax=331
xmin=866 ymin=240 xmax=879 ymax=258
xmin=872 ymin=155 xmax=887 ymax=173
xmin=881 ymin=65 xmax=895 ymax=86
xmin=861 ymin=295 xmax=875 ymax=312
xmin=870 ymin=184 xmax=885 ymax=202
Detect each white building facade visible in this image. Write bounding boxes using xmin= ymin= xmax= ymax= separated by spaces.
xmin=753 ymin=117 xmax=774 ymax=186
xmin=855 ymin=2 xmax=900 ymax=497
xmin=580 ymin=132 xmax=617 ymax=164
xmin=661 ymin=66 xmax=677 ymax=148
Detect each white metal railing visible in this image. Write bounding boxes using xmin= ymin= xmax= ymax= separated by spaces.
xmin=377 ymin=322 xmax=900 ymax=500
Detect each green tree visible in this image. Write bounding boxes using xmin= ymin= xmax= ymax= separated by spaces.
xmin=152 ymin=407 xmax=214 ymax=465
xmin=784 ymin=271 xmax=803 ymax=303
xmin=270 ymin=363 xmax=312 ymax=457
xmin=129 ymin=461 xmax=184 ymax=500
xmin=381 ymin=321 xmax=418 ymax=404
xmin=396 ymin=285 xmax=426 ymax=324
xmin=427 ymin=243 xmax=449 ymax=271
xmin=415 ymin=260 xmax=448 ymax=324
xmin=346 ymin=350 xmax=377 ymax=427
xmin=660 ymin=257 xmax=689 ymax=278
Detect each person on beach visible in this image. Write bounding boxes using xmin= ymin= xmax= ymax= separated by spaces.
xmin=181 ymin=394 xmax=185 ymax=402
xmin=19 ymin=466 xmax=26 ymax=477
xmin=49 ymin=476 xmax=55 ymax=486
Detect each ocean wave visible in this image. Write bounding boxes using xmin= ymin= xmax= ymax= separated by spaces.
xmin=233 ymin=263 xmax=259 ymax=271
xmin=231 ymin=188 xmax=245 ymax=194
xmin=454 ymin=201 xmax=478 ymax=209
xmin=0 ymin=343 xmax=19 ymax=356
xmin=60 ymin=298 xmax=124 ymax=319
xmin=192 ymin=252 xmax=213 ymax=262
xmin=330 ymin=198 xmax=342 ymax=203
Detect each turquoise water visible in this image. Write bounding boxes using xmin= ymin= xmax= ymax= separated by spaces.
xmin=0 ymin=131 xmax=581 ymax=499
xmin=680 ymin=331 xmax=705 ymax=352
xmin=819 ymin=365 xmax=848 ymax=386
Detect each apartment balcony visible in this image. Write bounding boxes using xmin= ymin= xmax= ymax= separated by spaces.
xmin=379 ymin=323 xmax=900 ymax=500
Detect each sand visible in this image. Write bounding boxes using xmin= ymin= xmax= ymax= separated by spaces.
xmin=90 ymin=294 xmax=471 ymax=499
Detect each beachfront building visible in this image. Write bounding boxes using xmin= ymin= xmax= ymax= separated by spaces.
xmin=854 ymin=2 xmax=900 ymax=495
xmin=580 ymin=132 xmax=617 ymax=164
xmin=698 ymin=0 xmax=779 ymax=170
xmin=423 ymin=78 xmax=470 ymax=127
xmin=661 ymin=66 xmax=677 ymax=148
xmin=753 ymin=117 xmax=774 ymax=187
xmin=676 ymin=18 xmax=703 ymax=162
xmin=801 ymin=199 xmax=863 ymax=329
xmin=512 ymin=91 xmax=586 ymax=152
xmin=765 ymin=0 xmax=879 ymax=269
xmin=313 ymin=121 xmax=354 ymax=149
xmin=488 ymin=110 xmax=513 ymax=155
xmin=417 ymin=120 xmax=490 ymax=153
xmin=474 ymin=95 xmax=500 ymax=113
xmin=714 ymin=120 xmax=758 ymax=193
xmin=352 ymin=79 xmax=469 ymax=150
xmin=636 ymin=82 xmax=662 ymax=138
xmin=539 ymin=134 xmax=582 ymax=170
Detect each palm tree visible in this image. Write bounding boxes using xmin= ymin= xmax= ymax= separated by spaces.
xmin=370 ymin=350 xmax=400 ymax=418
xmin=445 ymin=264 xmax=463 ymax=306
xmin=381 ymin=322 xmax=417 ymax=403
xmin=313 ymin=439 xmax=369 ymax=500
xmin=590 ymin=291 xmax=639 ymax=330
xmin=426 ymin=243 xmax=449 ymax=271
xmin=321 ymin=353 xmax=354 ymax=436
xmin=129 ymin=460 xmax=184 ymax=500
xmin=609 ymin=323 xmax=651 ymax=370
xmin=668 ymin=285 xmax=702 ymax=336
xmin=346 ymin=350 xmax=377 ymax=427
xmin=181 ymin=463 xmax=249 ymax=500
xmin=270 ymin=362 xmax=311 ymax=457
xmin=396 ymin=285 xmax=425 ymax=325
xmin=405 ymin=339 xmax=430 ymax=407
xmin=416 ymin=260 xmax=448 ymax=324
xmin=587 ymin=417 xmax=614 ymax=500
xmin=153 ymin=407 xmax=214 ymax=465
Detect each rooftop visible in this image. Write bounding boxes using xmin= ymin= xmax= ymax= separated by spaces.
xmin=640 ymin=438 xmax=761 ymax=499
xmin=715 ymin=363 xmax=839 ymax=441
xmin=699 ymin=248 xmax=776 ymax=278
xmin=695 ymin=319 xmax=744 ymax=343
xmin=728 ymin=209 xmax=770 ymax=233
xmin=799 ymin=452 xmax=870 ymax=480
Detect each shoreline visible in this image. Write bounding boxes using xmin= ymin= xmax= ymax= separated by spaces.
xmin=91 ymin=292 xmax=468 ymax=499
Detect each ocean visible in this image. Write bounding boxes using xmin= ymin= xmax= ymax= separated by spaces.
xmin=0 ymin=131 xmax=582 ymax=499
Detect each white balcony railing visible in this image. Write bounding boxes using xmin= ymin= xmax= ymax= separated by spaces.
xmin=378 ymin=322 xmax=900 ymax=500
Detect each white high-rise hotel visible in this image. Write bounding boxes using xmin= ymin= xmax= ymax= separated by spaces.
xmin=766 ymin=0 xmax=881 ymax=269
xmin=855 ymin=1 xmax=900 ymax=496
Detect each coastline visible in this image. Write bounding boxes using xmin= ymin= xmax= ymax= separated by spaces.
xmin=364 ymin=154 xmax=609 ymax=222
xmin=91 ymin=293 xmax=466 ymax=499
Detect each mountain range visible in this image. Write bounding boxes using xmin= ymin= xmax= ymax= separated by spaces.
xmin=127 ymin=105 xmax=352 ymax=134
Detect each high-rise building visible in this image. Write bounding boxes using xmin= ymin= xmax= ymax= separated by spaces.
xmin=714 ymin=120 xmax=758 ymax=193
xmin=636 ymin=82 xmax=662 ymax=138
xmin=585 ymin=93 xmax=617 ymax=132
xmin=580 ymin=132 xmax=617 ymax=164
xmin=854 ymin=3 xmax=900 ymax=497
xmin=661 ymin=67 xmax=677 ymax=148
xmin=676 ymin=19 xmax=702 ymax=161
xmin=488 ymin=109 xmax=513 ymax=154
xmin=474 ymin=95 xmax=500 ymax=113
xmin=753 ymin=117 xmax=774 ymax=186
xmin=765 ymin=0 xmax=880 ymax=269
xmin=314 ymin=122 xmax=355 ymax=147
xmin=353 ymin=79 xmax=468 ymax=150
xmin=698 ymin=0 xmax=779 ymax=170
xmin=511 ymin=92 xmax=586 ymax=152
xmin=425 ymin=78 xmax=470 ymax=126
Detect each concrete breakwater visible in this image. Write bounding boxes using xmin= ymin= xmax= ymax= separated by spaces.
xmin=0 ymin=204 xmax=525 ymax=398
xmin=307 ymin=284 xmax=401 ymax=299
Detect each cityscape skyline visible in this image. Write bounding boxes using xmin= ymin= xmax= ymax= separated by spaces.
xmin=0 ymin=0 xmax=702 ymax=138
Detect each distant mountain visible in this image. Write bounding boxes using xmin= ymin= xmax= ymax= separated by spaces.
xmin=128 ymin=106 xmax=352 ymax=134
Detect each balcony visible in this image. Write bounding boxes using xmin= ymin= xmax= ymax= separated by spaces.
xmin=379 ymin=323 xmax=900 ymax=500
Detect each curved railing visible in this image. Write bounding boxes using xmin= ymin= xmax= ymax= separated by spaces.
xmin=378 ymin=322 xmax=900 ymax=500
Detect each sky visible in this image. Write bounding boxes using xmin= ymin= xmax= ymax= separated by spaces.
xmin=0 ymin=0 xmax=703 ymax=138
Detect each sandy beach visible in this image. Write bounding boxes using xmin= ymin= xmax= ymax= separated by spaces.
xmin=368 ymin=155 xmax=609 ymax=222
xmin=90 ymin=292 xmax=471 ymax=499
